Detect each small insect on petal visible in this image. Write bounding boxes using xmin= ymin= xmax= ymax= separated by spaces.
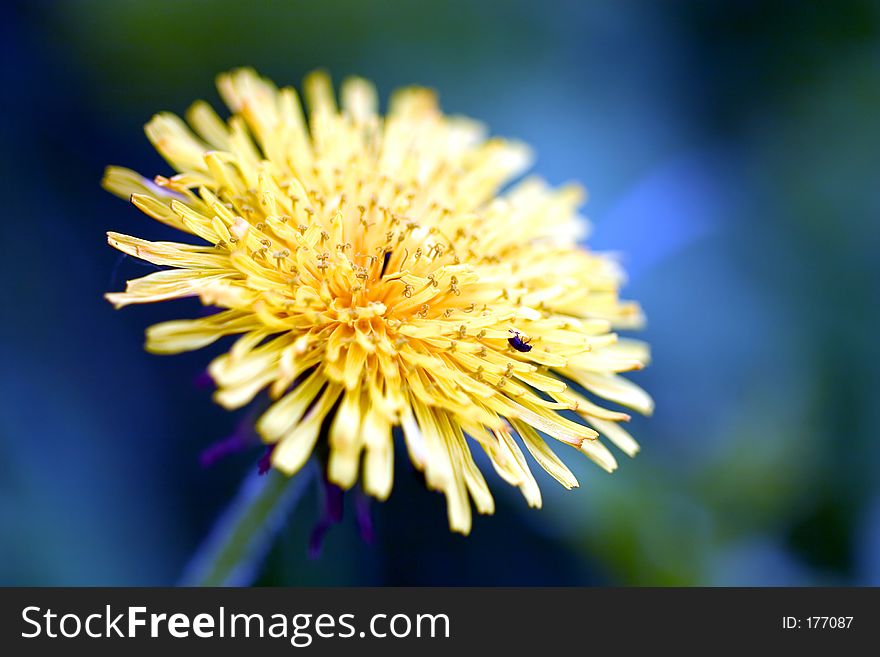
xmin=508 ymin=329 xmax=533 ymax=353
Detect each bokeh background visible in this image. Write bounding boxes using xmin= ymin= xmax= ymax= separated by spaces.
xmin=2 ymin=0 xmax=879 ymax=586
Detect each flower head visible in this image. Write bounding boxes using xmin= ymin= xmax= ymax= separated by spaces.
xmin=104 ymin=69 xmax=652 ymax=534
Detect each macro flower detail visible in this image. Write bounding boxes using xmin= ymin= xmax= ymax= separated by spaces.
xmin=104 ymin=68 xmax=652 ymax=534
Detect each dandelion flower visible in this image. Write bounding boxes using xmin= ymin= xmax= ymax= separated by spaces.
xmin=104 ymin=69 xmax=652 ymax=534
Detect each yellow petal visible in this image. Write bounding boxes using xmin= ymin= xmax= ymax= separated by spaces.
xmin=145 ymin=310 xmax=257 ymax=355
xmin=145 ymin=112 xmax=209 ymax=173
xmin=362 ymin=404 xmax=394 ymax=500
xmin=511 ymin=419 xmax=578 ymax=490
xmin=569 ymin=371 xmax=654 ymax=416
xmin=256 ymin=369 xmax=326 ymax=442
xmin=273 ymin=384 xmax=343 ymax=475
xmin=588 ymin=416 xmax=640 ymax=458
xmin=327 ymin=390 xmax=364 ymax=489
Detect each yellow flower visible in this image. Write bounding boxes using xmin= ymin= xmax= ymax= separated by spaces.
xmin=104 ymin=68 xmax=652 ymax=534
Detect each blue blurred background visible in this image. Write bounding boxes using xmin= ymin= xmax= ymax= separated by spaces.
xmin=2 ymin=0 xmax=879 ymax=586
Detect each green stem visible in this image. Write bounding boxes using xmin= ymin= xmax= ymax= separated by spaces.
xmin=179 ymin=463 xmax=314 ymax=586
